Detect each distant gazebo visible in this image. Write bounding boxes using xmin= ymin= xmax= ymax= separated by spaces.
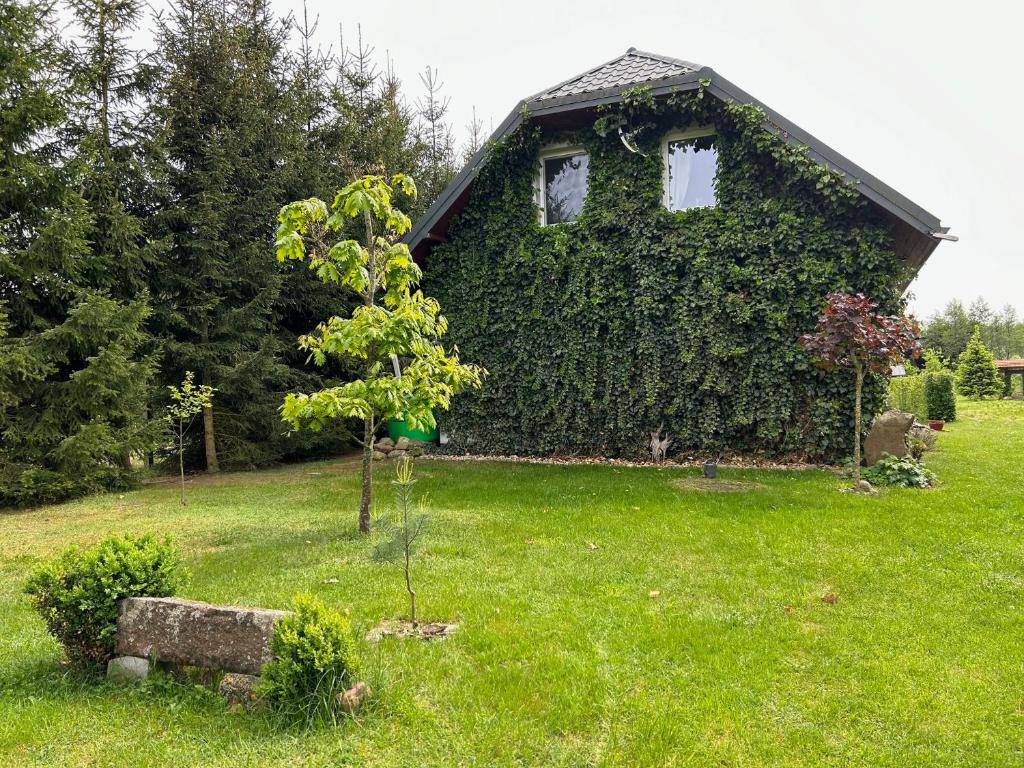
xmin=996 ymin=359 xmax=1024 ymax=397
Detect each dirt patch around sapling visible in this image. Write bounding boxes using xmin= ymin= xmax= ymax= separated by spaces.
xmin=670 ymin=477 xmax=767 ymax=493
xmin=366 ymin=619 xmax=458 ymax=642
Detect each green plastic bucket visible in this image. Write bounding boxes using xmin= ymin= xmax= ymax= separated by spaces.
xmin=388 ymin=413 xmax=439 ymax=443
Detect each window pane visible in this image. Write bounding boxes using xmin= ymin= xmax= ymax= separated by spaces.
xmin=544 ymin=153 xmax=589 ymax=224
xmin=667 ymin=139 xmax=717 ymax=211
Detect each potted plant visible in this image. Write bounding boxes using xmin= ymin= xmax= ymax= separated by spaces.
xmin=927 ymin=419 xmax=945 ymax=431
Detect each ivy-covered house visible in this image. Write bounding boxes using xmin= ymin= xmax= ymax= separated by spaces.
xmin=410 ymin=49 xmax=950 ymax=460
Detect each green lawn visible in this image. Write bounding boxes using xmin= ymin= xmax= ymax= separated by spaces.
xmin=1 ymin=400 xmax=1022 ymax=766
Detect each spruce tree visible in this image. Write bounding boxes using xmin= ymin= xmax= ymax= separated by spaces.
xmin=415 ymin=65 xmax=456 ymax=208
xmin=65 ymin=0 xmax=160 ymax=296
xmin=333 ymin=28 xmax=425 ymax=199
xmin=271 ymin=3 xmax=356 ymax=459
xmin=0 ymin=0 xmax=155 ymax=505
xmin=955 ymin=327 xmax=1002 ymax=399
xmin=463 ymin=105 xmax=485 ymax=163
xmin=65 ymin=0 xmax=163 ymax=462
xmin=150 ymin=0 xmax=301 ymax=470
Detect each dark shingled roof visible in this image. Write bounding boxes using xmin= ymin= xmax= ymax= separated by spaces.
xmin=532 ymin=48 xmax=700 ymax=101
xmin=407 ymin=49 xmax=950 ymax=280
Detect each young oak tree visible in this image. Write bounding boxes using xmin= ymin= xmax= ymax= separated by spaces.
xmin=275 ymin=173 xmax=484 ymax=533
xmin=799 ymin=293 xmax=918 ymax=487
xmin=166 ymin=371 xmax=214 ymax=505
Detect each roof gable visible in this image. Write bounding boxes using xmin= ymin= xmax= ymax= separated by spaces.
xmin=408 ymin=49 xmax=949 ymax=278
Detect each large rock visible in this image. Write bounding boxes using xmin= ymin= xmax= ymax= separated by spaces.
xmin=115 ymin=597 xmax=289 ymax=675
xmin=375 ymin=437 xmax=395 ymax=452
xmin=864 ymin=409 xmax=914 ymax=466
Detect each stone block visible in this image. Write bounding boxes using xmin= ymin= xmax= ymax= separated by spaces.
xmin=116 ymin=597 xmax=289 ymax=675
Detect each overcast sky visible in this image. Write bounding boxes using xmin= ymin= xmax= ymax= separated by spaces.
xmin=215 ymin=0 xmax=1024 ymax=317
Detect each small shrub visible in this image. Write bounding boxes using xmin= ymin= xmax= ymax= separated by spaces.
xmin=923 ymin=371 xmax=956 ymax=421
xmin=863 ymin=453 xmax=936 ymax=488
xmin=24 ymin=534 xmax=183 ymax=669
xmin=258 ymin=595 xmax=361 ymax=725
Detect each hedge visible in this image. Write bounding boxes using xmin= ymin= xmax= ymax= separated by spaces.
xmin=889 ymin=376 xmax=928 ymax=421
xmin=424 ymin=86 xmax=904 ymax=460
xmin=888 ymin=372 xmax=956 ymax=422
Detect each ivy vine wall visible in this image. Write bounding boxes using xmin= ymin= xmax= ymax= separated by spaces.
xmin=424 ymin=86 xmax=905 ymax=460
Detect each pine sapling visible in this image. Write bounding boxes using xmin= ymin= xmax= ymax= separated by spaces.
xmin=372 ymin=456 xmax=427 ymax=625
xmin=166 ymin=372 xmax=215 ymax=505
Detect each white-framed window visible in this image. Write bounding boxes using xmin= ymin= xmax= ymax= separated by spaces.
xmin=537 ymin=145 xmax=589 ymax=225
xmin=663 ymin=127 xmax=718 ymax=211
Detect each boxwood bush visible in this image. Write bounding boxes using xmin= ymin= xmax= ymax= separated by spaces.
xmin=24 ymin=533 xmax=183 ymax=669
xmin=258 ymin=595 xmax=361 ymax=725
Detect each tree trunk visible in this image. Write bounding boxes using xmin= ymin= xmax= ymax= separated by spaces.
xmin=179 ymin=425 xmax=186 ymax=506
xmin=201 ymin=366 xmax=219 ymax=474
xmin=853 ymin=360 xmax=863 ymax=486
xmin=202 ymin=402 xmax=219 ymax=474
xmin=359 ymin=416 xmax=374 ymax=534
xmin=357 ymin=208 xmax=377 ymax=535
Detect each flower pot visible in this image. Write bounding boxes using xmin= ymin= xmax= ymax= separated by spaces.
xmin=928 ymin=419 xmax=945 ymax=431
xmin=702 ymin=461 xmax=717 ymax=479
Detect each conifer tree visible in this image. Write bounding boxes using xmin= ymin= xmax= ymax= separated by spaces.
xmin=415 ymin=66 xmax=456 ymax=207
xmin=463 ymin=105 xmax=485 ymax=163
xmin=955 ymin=327 xmax=1002 ymax=399
xmin=333 ymin=28 xmax=425 ymax=203
xmin=0 ymin=0 xmax=155 ymax=505
xmin=65 ymin=0 xmax=160 ymax=296
xmin=65 ymin=0 xmax=164 ymax=462
xmin=150 ymin=0 xmax=301 ymax=470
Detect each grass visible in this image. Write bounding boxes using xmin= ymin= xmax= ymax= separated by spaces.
xmin=1 ymin=399 xmax=1022 ymax=766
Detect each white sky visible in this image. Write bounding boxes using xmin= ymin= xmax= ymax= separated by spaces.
xmin=174 ymin=0 xmax=1024 ymax=318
